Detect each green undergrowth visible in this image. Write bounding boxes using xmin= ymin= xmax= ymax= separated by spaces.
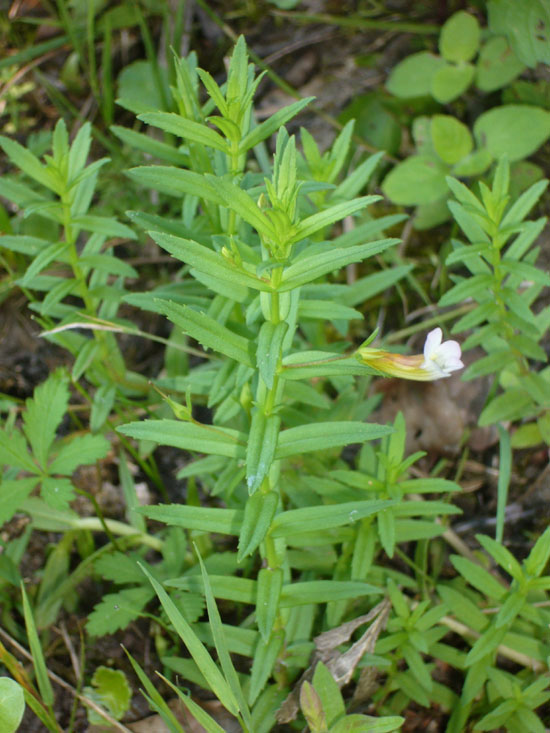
xmin=1 ymin=3 xmax=550 ymax=731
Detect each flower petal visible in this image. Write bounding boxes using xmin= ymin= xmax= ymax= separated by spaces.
xmin=423 ymin=328 xmax=443 ymax=359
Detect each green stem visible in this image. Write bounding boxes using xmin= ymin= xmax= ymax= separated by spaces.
xmin=67 ymin=517 xmax=163 ymax=550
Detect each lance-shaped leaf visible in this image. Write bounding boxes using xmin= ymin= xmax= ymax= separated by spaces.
xmin=149 ymin=231 xmax=272 ymax=291
xmin=118 ymin=419 xmax=246 ymax=459
xmin=257 ymin=320 xmax=287 ymax=389
xmin=127 ymin=166 xmax=224 ymax=203
xmin=19 ymin=241 xmax=69 ymax=287
xmin=72 ymin=215 xmax=136 ymax=239
xmin=276 ymin=421 xmax=392 ymax=459
xmin=280 ymin=238 xmax=398 ymax=291
xmin=206 ymin=177 xmax=276 ymax=239
xmin=289 ymin=196 xmax=380 ymax=244
xmin=157 ymin=300 xmax=255 ymax=367
xmin=138 ymin=112 xmax=229 ymax=153
xmin=0 ymin=135 xmax=62 ymax=193
xmin=239 ymin=98 xmax=315 ymax=152
xmin=269 ymin=499 xmax=394 ymax=538
xmin=138 ymin=504 xmax=243 ymax=535
xmin=238 ymin=490 xmax=279 ymax=561
xmin=196 ymin=551 xmax=252 ymax=727
xmin=246 ymin=411 xmax=280 ymax=493
xmin=249 ymin=631 xmax=284 ymax=706
xmin=111 ymin=125 xmax=189 ymax=165
xmin=256 ymin=569 xmax=283 ymax=643
xmin=281 ymin=580 xmax=379 ymax=607
xmin=139 ymin=563 xmax=240 ymax=715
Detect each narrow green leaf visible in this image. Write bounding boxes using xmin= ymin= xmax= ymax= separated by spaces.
xmin=312 ymin=662 xmax=345 ymax=728
xmin=479 ymin=389 xmax=533 ymax=426
xmin=246 ymin=411 xmax=280 ymax=493
xmin=439 ymin=274 xmax=493 ymax=306
xmin=495 ymin=592 xmax=525 ymax=628
xmin=149 ymin=231 xmax=271 ymax=292
xmin=123 ymin=650 xmax=185 ymax=733
xmin=157 ymin=300 xmax=254 ymax=367
xmin=40 ymin=278 xmax=78 ymax=317
xmin=71 ymin=339 xmax=100 ymax=381
xmin=256 ymin=568 xmax=283 ymax=642
xmin=20 ymin=583 xmax=54 ymax=705
xmin=257 ymin=321 xmax=287 ymax=389
xmin=90 ymin=384 xmax=116 ymax=433
xmin=524 ymin=525 xmax=550 ymax=577
xmin=157 ymin=675 xmax=225 ymax=732
xmin=19 ymin=241 xmax=69 ymax=287
xmin=240 ymin=98 xmax=314 ymax=152
xmin=292 ymin=196 xmax=380 ymax=243
xmin=238 ymin=490 xmax=279 ymax=561
xmin=67 ymin=122 xmax=92 ymax=180
xmin=450 ymin=556 xmax=507 ymax=600
xmin=300 ymin=681 xmax=327 ymax=732
xmin=111 ymin=125 xmax=189 ymax=165
xmin=280 ymin=238 xmax=398 ymax=291
xmin=0 ymin=136 xmax=61 ymax=192
xmin=248 ymin=631 xmax=284 ymax=706
xmin=207 ymin=177 xmax=275 ymax=238
xmin=495 ymin=426 xmax=512 ymax=544
xmin=270 ymin=499 xmax=394 ymax=538
xmin=138 ymin=504 xmax=243 ymax=535
xmin=276 ymin=421 xmax=392 ymax=458
xmin=165 ymin=575 xmax=255 ymax=605
xmin=466 ymin=624 xmax=506 ymax=666
xmin=438 ymin=585 xmax=488 ymax=632
xmin=72 ymin=214 xmax=136 ymax=239
xmin=196 ymin=550 xmax=251 ymax=724
xmin=118 ymin=419 xmax=246 ymax=458
xmin=139 ymin=563 xmax=240 ymax=714
xmin=281 ymin=580 xmax=379 ymax=606
xmin=501 ymin=258 xmax=550 ymax=286
xmin=79 ymin=253 xmax=137 ymax=278
xmin=127 ymin=166 xmax=224 ymax=203
xmin=138 ymin=112 xmax=229 ymax=152
xmin=298 ymin=300 xmax=362 ymax=321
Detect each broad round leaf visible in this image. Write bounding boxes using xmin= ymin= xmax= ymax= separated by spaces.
xmin=382 ymin=156 xmax=448 ymax=206
xmin=386 ymin=52 xmax=445 ymax=98
xmin=431 ymin=115 xmax=473 ymax=164
xmin=476 ymin=36 xmax=525 ymax=92
xmin=414 ymin=198 xmax=451 ymax=230
xmin=431 ymin=63 xmax=475 ymax=103
xmin=117 ymin=61 xmax=170 ymax=114
xmin=487 ymin=0 xmax=550 ymax=67
xmin=341 ymin=95 xmax=401 ymax=154
xmin=0 ymin=677 xmax=25 ymax=733
xmin=439 ymin=11 xmax=480 ymax=62
xmin=509 ymin=160 xmax=544 ymax=198
xmin=473 ymin=104 xmax=550 ymax=161
xmin=451 ymin=148 xmax=493 ymax=177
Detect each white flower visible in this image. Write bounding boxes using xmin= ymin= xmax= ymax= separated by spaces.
xmin=421 ymin=328 xmax=464 ymax=379
xmin=356 ymin=327 xmax=464 ymax=381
